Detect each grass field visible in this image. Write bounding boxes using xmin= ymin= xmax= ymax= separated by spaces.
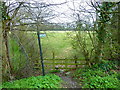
xmin=18 ymin=31 xmax=94 ymax=59
xmin=6 ymin=30 xmax=95 ymax=77
xmin=39 ymin=31 xmax=94 ymax=59
xmin=41 ymin=31 xmax=73 ymax=59
xmin=9 ymin=31 xmax=94 ymax=60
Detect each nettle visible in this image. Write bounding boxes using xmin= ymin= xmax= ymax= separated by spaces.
xmin=2 ymin=74 xmax=62 ymax=88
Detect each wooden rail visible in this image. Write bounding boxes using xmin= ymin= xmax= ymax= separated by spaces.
xmin=34 ymin=59 xmax=86 ymax=70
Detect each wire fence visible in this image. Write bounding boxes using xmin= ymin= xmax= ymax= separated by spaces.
xmin=7 ymin=29 xmax=85 ymax=77
xmin=8 ymin=30 xmax=41 ymax=77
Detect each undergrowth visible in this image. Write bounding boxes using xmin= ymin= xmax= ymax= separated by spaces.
xmin=73 ymin=60 xmax=120 ymax=88
xmin=1 ymin=74 xmax=62 ymax=88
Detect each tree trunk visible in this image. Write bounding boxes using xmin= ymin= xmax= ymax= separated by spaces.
xmin=3 ymin=20 xmax=13 ymax=79
xmin=118 ymin=3 xmax=120 ymax=63
xmin=94 ymin=20 xmax=106 ymax=63
xmin=118 ymin=3 xmax=120 ymax=44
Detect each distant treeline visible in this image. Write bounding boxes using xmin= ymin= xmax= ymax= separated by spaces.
xmin=11 ymin=28 xmax=95 ymax=31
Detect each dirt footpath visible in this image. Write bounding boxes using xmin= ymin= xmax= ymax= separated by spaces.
xmin=55 ymin=72 xmax=81 ymax=88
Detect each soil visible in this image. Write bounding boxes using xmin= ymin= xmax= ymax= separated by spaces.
xmin=55 ymin=72 xmax=81 ymax=88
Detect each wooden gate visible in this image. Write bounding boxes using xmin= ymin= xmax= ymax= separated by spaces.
xmin=35 ymin=59 xmax=86 ymax=72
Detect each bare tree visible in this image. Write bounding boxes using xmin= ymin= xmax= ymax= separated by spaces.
xmin=1 ymin=0 xmax=67 ymax=80
xmin=1 ymin=1 xmax=24 ymax=79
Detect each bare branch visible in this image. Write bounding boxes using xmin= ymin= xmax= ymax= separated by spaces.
xmin=11 ymin=2 xmax=24 ymax=19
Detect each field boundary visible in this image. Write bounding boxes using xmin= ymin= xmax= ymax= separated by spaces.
xmin=35 ymin=59 xmax=86 ymax=70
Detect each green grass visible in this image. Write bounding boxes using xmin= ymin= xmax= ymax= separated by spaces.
xmin=9 ymin=31 xmax=94 ymax=59
xmin=40 ymin=31 xmax=95 ymax=59
xmin=41 ymin=31 xmax=73 ymax=59
xmin=9 ymin=38 xmax=26 ymax=72
xmin=1 ymin=74 xmax=62 ymax=88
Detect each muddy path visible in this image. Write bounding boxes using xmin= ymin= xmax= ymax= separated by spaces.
xmin=55 ymin=73 xmax=81 ymax=88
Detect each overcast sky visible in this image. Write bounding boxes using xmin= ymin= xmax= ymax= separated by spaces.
xmin=41 ymin=0 xmax=96 ymax=23
xmin=5 ymin=0 xmax=120 ymax=24
xmin=6 ymin=0 xmax=96 ymax=24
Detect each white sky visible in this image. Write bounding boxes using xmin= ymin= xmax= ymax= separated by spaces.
xmin=6 ymin=0 xmax=96 ymax=24
xmin=42 ymin=0 xmax=95 ymax=23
